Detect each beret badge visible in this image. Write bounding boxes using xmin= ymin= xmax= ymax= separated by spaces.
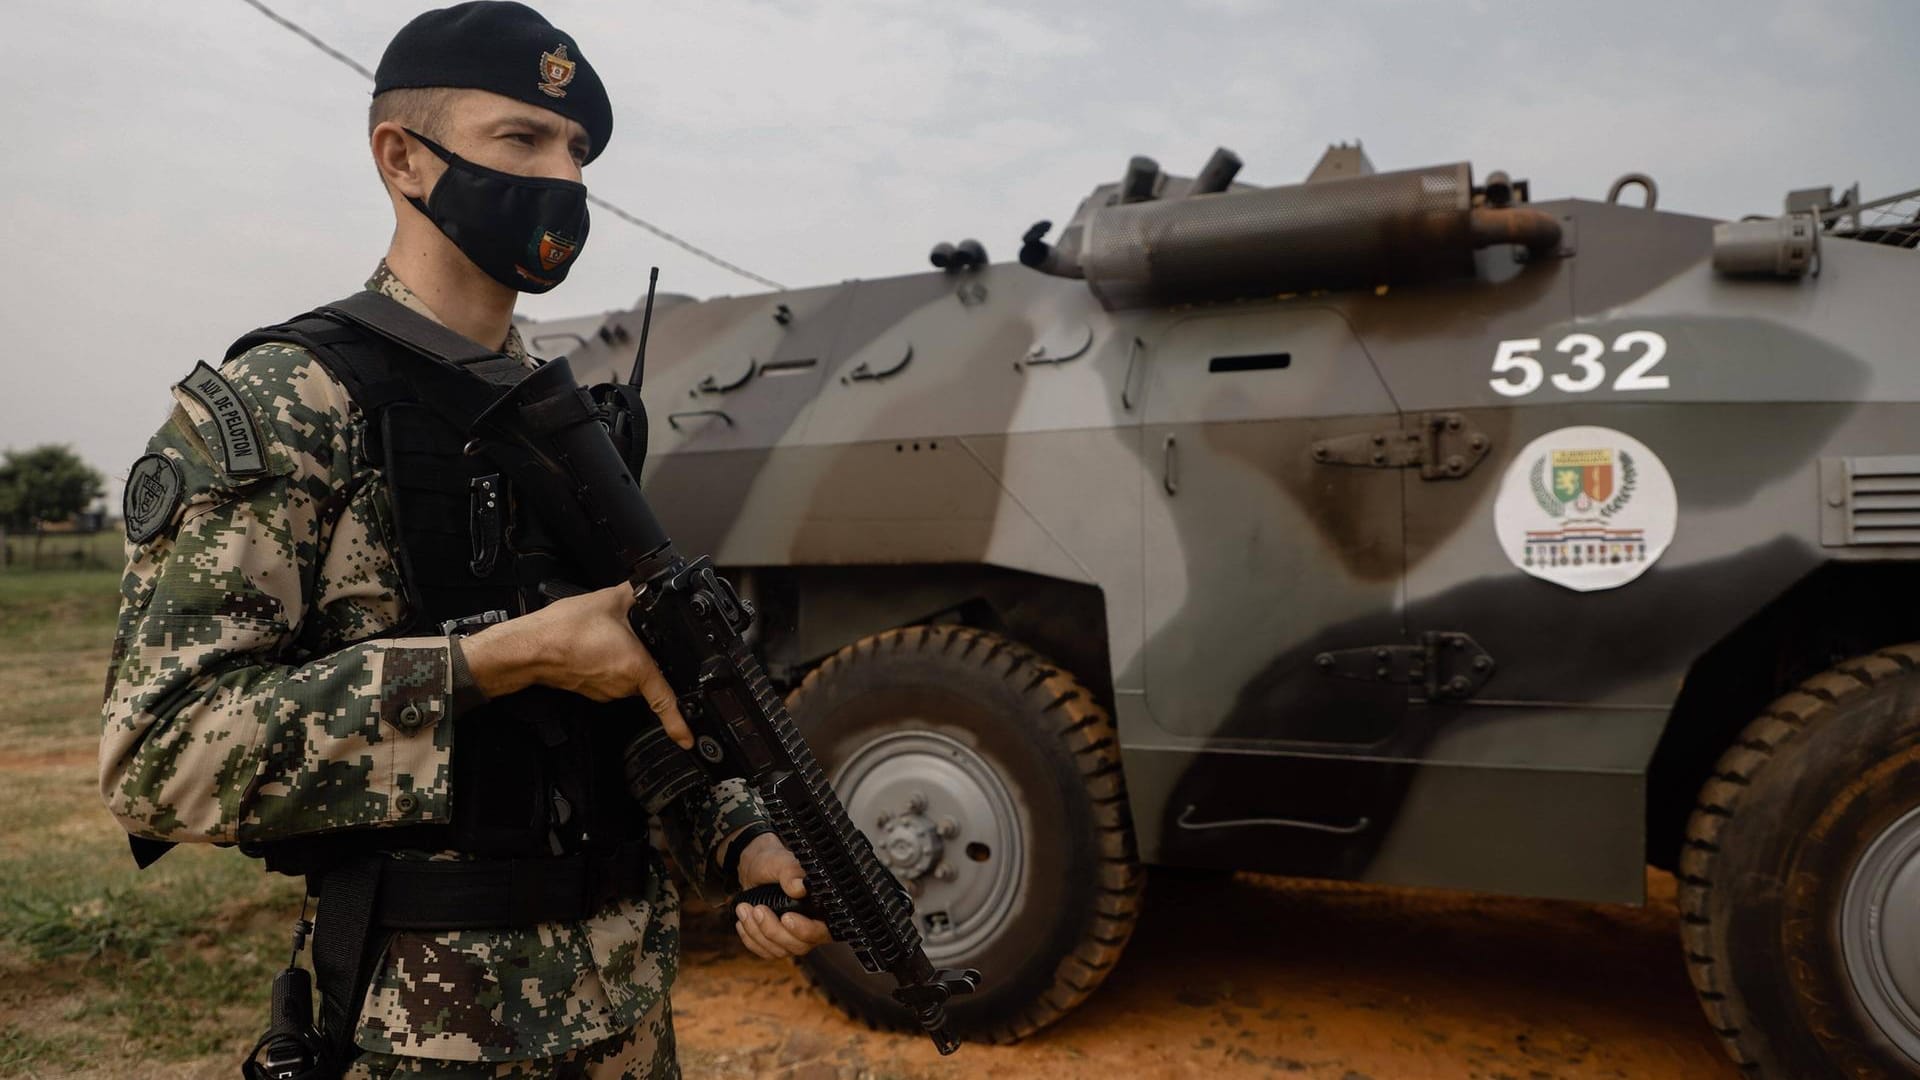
xmin=538 ymin=43 xmax=575 ymax=98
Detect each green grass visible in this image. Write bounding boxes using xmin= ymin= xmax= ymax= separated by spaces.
xmin=0 ymin=570 xmax=123 ymax=650
xmin=1 ymin=532 xmax=122 ymax=574
xmin=0 ymin=845 xmax=295 ymax=1067
xmin=0 ymin=1024 xmax=96 ymax=1076
xmin=0 ymin=572 xmax=301 ymax=1077
xmin=0 ymin=571 xmax=123 ymax=760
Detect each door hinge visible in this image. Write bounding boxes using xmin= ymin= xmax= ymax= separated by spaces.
xmin=1314 ymin=631 xmax=1495 ymax=701
xmin=1310 ymin=413 xmax=1491 ymax=480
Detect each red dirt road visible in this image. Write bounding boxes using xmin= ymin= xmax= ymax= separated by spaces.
xmin=673 ymin=869 xmax=1739 ymax=1080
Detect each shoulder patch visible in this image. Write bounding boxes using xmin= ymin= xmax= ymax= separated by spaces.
xmin=176 ymin=361 xmax=268 ymax=478
xmin=123 ymin=453 xmax=183 ymax=544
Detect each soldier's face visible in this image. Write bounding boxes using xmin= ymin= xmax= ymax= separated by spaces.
xmin=426 ymin=89 xmax=592 ymax=187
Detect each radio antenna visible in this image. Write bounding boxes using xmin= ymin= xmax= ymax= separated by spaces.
xmin=628 ymin=266 xmax=660 ymax=388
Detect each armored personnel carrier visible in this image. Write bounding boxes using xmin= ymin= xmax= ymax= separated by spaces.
xmin=529 ymin=144 xmax=1920 ymax=1078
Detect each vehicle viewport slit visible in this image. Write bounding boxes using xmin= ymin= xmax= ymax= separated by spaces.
xmin=1208 ymin=352 xmax=1292 ymax=373
xmin=761 ymin=357 xmax=818 ymax=375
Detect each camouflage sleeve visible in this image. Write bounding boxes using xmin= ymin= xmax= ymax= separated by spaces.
xmin=98 ymin=344 xmax=455 ymax=844
xmin=689 ymin=777 xmax=771 ymax=887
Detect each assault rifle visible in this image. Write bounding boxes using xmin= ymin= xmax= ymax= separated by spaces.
xmin=466 ymin=271 xmax=981 ymax=1054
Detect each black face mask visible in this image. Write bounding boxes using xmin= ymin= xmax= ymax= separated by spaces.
xmin=404 ymin=129 xmax=590 ymax=294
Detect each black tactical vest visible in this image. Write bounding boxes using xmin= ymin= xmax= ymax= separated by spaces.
xmin=225 ymin=307 xmax=647 ymax=875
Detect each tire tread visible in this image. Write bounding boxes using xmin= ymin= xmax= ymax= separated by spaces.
xmin=1678 ymin=645 xmax=1913 ymax=1072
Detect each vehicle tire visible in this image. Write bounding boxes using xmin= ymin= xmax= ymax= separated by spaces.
xmin=786 ymin=624 xmax=1143 ymax=1043
xmin=1681 ymin=644 xmax=1920 ymax=1077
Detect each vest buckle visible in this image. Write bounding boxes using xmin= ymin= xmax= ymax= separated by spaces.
xmin=469 ymin=473 xmax=504 ymax=576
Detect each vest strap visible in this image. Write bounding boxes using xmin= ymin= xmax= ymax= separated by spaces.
xmin=317 ymin=293 xmax=495 ymax=364
xmin=317 ymin=292 xmax=530 ymax=384
xmin=311 ymin=856 xmax=383 ymax=1074
xmin=372 ymin=841 xmax=654 ymax=929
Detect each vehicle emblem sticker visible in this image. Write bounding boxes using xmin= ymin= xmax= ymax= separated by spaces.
xmin=123 ymin=453 xmax=182 ymax=544
xmin=538 ymin=44 xmax=575 ymax=98
xmin=1493 ymin=425 xmax=1677 ymax=592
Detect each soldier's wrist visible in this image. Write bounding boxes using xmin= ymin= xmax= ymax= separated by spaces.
xmin=722 ymin=823 xmax=777 ymax=885
xmin=459 ymin=619 xmax=544 ymax=699
xmin=447 ymin=633 xmax=490 ymax=715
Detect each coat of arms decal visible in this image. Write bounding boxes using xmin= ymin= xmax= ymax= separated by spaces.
xmin=1496 ymin=427 xmax=1678 ymax=593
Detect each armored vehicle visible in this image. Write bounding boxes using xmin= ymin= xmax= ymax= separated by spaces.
xmin=528 ymin=144 xmax=1920 ymax=1077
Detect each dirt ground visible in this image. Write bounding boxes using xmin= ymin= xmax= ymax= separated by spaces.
xmin=670 ymin=869 xmax=1739 ymax=1080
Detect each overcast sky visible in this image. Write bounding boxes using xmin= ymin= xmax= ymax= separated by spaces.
xmin=6 ymin=0 xmax=1918 ymax=508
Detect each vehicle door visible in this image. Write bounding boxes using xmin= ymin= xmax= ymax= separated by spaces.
xmin=1139 ymin=304 xmax=1407 ymax=747
xmin=1131 ymin=304 xmax=1420 ymax=878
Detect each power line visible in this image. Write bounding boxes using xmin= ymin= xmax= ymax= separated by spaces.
xmin=236 ymin=0 xmax=373 ymax=81
xmin=236 ymin=0 xmax=787 ymax=291
xmin=583 ymin=194 xmax=784 ymax=289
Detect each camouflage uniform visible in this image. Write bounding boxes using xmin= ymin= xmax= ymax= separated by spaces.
xmin=342 ymin=1004 xmax=675 ymax=1079
xmin=100 ymin=262 xmax=767 ymax=1075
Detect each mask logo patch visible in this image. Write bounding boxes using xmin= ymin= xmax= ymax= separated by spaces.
xmin=124 ymin=453 xmax=183 ymax=544
xmin=1493 ymin=425 xmax=1678 ymax=593
xmin=535 ymin=230 xmax=579 ymax=271
xmin=539 ymin=44 xmax=576 ymax=98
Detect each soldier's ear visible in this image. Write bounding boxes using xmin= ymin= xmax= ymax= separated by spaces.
xmin=371 ymin=121 xmax=434 ymax=201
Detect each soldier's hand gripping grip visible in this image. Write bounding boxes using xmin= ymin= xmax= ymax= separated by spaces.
xmin=732 ymin=881 xmax=819 ymax=919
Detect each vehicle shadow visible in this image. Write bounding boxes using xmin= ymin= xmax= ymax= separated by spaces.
xmin=1029 ymin=867 xmax=1742 ymax=1079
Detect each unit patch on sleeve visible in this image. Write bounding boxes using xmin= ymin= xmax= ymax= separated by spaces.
xmin=176 ymin=361 xmax=268 ymax=478
xmin=123 ymin=453 xmax=183 ymax=544
xmin=1492 ymin=425 xmax=1678 ymax=592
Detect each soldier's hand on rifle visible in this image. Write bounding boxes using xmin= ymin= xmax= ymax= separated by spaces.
xmin=459 ymin=583 xmax=694 ymax=749
xmin=733 ymin=832 xmax=832 ymax=959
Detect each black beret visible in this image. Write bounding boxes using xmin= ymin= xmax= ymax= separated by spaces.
xmin=374 ymin=1 xmax=612 ymax=164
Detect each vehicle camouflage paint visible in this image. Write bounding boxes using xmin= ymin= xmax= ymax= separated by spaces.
xmin=526 ymin=144 xmax=1920 ymax=1076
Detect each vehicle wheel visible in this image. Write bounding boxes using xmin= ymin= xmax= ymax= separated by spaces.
xmin=1681 ymin=644 xmax=1920 ymax=1077
xmin=786 ymin=624 xmax=1142 ymax=1042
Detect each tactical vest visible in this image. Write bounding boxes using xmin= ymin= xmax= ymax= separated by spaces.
xmin=225 ymin=303 xmax=647 ymax=876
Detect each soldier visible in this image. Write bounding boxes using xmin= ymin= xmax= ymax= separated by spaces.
xmin=97 ymin=3 xmax=829 ymax=1076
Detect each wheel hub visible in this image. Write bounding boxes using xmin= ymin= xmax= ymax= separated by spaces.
xmin=1842 ymin=804 xmax=1920 ymax=1064
xmin=877 ymin=808 xmax=944 ymax=881
xmin=833 ymin=730 xmax=1024 ymax=963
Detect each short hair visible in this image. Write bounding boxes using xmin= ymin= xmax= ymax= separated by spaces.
xmin=367 ymin=86 xmax=458 ymax=140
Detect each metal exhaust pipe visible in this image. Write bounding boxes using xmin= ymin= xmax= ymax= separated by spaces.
xmin=1467 ymin=207 xmax=1562 ymax=253
xmin=1119 ymin=156 xmax=1161 ymax=203
xmin=1189 ymin=148 xmax=1243 ymax=196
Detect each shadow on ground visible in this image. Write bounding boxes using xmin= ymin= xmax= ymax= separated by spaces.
xmin=672 ymin=868 xmax=1738 ymax=1080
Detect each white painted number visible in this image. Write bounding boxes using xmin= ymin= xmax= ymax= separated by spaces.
xmin=1611 ymin=330 xmax=1671 ymax=391
xmin=1488 ymin=330 xmax=1669 ymax=397
xmin=1489 ymin=338 xmax=1543 ymax=397
xmin=1549 ymin=333 xmax=1607 ymax=393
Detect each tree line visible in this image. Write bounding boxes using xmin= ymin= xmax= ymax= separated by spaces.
xmin=1 ymin=444 xmax=108 ymax=569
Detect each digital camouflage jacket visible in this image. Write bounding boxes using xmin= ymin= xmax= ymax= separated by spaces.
xmin=99 ymin=263 xmax=767 ymax=1062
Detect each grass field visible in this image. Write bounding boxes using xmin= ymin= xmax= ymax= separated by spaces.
xmin=0 ymin=571 xmax=302 ymax=1079
xmin=0 ymin=533 xmax=123 ymax=575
